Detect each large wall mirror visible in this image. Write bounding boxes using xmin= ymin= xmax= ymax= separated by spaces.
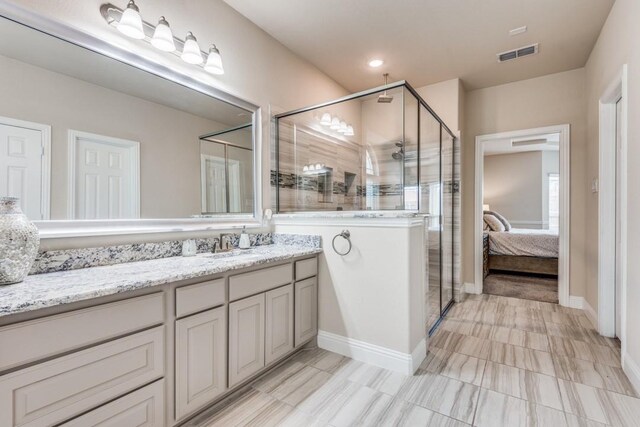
xmin=0 ymin=11 xmax=260 ymax=236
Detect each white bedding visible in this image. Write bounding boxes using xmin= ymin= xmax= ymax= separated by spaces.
xmin=489 ymin=228 xmax=558 ymax=258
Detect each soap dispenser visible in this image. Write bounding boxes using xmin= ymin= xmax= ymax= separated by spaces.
xmin=239 ymin=226 xmax=251 ymax=249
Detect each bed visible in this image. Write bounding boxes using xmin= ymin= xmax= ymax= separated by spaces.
xmin=484 ymin=228 xmax=558 ymax=276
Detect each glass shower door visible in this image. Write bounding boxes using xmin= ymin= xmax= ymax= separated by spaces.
xmin=441 ymin=128 xmax=455 ymax=311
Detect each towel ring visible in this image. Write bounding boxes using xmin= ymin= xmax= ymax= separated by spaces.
xmin=332 ymin=230 xmax=352 ymax=256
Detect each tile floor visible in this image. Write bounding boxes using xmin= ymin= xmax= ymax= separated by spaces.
xmin=191 ymin=294 xmax=640 ymax=426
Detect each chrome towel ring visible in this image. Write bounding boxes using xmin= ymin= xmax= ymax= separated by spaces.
xmin=332 ymin=230 xmax=352 ymax=256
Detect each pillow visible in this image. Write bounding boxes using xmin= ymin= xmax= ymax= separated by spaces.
xmin=484 ymin=210 xmax=512 ymax=231
xmin=484 ymin=214 xmax=505 ymax=232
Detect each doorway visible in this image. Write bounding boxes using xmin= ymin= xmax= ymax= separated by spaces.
xmin=598 ymin=65 xmax=628 ymax=343
xmin=474 ymin=125 xmax=570 ymax=306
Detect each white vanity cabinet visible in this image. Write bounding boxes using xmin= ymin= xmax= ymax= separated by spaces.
xmin=0 ymin=254 xmax=318 ymax=427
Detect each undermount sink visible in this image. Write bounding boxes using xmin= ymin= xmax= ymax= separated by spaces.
xmin=201 ymin=248 xmax=256 ymax=259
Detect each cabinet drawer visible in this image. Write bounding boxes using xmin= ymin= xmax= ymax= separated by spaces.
xmin=60 ymin=379 xmax=164 ymax=427
xmin=0 ymin=293 xmax=164 ymax=372
xmin=229 ymin=264 xmax=292 ymax=301
xmin=176 ymin=278 xmax=225 ymax=318
xmin=0 ymin=326 xmax=164 ymax=427
xmin=295 ymin=257 xmax=318 ymax=281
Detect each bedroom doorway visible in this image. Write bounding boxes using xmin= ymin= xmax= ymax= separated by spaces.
xmin=474 ymin=125 xmax=570 ymax=306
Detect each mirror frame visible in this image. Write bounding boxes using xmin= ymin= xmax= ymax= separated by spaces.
xmin=0 ymin=2 xmax=263 ymax=238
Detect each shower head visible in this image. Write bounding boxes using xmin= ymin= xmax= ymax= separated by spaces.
xmin=377 ymin=73 xmax=394 ymax=103
xmin=392 ymin=150 xmax=404 ymax=160
xmin=395 ymin=141 xmax=404 ymax=148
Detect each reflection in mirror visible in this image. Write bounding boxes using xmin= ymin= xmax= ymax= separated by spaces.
xmin=0 ymin=16 xmax=255 ymax=222
xmin=200 ymin=124 xmax=254 ymax=214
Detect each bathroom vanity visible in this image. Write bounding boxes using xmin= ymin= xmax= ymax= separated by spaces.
xmin=0 ymin=246 xmax=319 ymax=426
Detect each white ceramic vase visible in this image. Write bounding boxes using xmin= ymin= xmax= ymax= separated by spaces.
xmin=0 ymin=197 xmax=40 ymax=285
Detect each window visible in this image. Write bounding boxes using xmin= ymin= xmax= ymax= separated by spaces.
xmin=548 ymin=173 xmax=559 ymax=232
xmin=365 ymin=150 xmax=375 ymax=175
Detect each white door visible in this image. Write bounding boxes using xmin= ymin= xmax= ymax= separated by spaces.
xmin=201 ymin=155 xmax=226 ymax=213
xmin=0 ymin=121 xmax=47 ymax=220
xmin=615 ymin=97 xmax=623 ymax=337
xmin=70 ymin=131 xmax=139 ymax=220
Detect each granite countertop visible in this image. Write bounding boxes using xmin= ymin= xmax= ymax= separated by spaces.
xmin=0 ymin=244 xmax=321 ymax=318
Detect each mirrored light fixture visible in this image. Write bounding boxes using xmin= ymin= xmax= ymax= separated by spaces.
xmin=150 ymin=16 xmax=175 ymax=52
xmin=345 ymin=125 xmax=355 ymax=136
xmin=330 ymin=116 xmax=341 ymax=130
xmin=117 ymin=0 xmax=144 ymax=39
xmin=181 ymin=32 xmax=203 ymax=64
xmin=339 ymin=121 xmax=348 ymax=133
xmin=204 ymin=45 xmax=224 ymax=74
xmin=320 ymin=112 xmax=332 ymax=126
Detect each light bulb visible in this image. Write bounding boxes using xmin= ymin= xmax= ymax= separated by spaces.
xmin=181 ymin=32 xmax=203 ymax=64
xmin=339 ymin=121 xmax=348 ymax=133
xmin=151 ymin=17 xmax=175 ymax=52
xmin=315 ymin=163 xmax=323 ymax=170
xmin=204 ymin=45 xmax=224 ymax=74
xmin=345 ymin=125 xmax=355 ymax=136
xmin=330 ymin=117 xmax=341 ymax=130
xmin=320 ymin=113 xmax=332 ymax=126
xmin=303 ymin=165 xmax=309 ymax=172
xmin=117 ymin=0 xmax=145 ymax=40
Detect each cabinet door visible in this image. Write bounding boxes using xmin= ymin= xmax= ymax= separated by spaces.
xmin=175 ymin=307 xmax=227 ymax=420
xmin=229 ymin=294 xmax=265 ymax=387
xmin=265 ymin=284 xmax=294 ymax=365
xmin=295 ymin=277 xmax=318 ymax=347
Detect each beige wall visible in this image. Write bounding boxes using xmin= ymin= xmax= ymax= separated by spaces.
xmin=5 ymin=0 xmax=348 ymax=248
xmin=463 ymin=69 xmax=587 ymax=297
xmin=584 ymin=0 xmax=640 ymax=374
xmin=416 ymin=78 xmax=462 ymax=132
xmin=483 ymin=150 xmax=558 ymax=228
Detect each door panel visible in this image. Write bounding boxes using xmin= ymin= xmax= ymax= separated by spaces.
xmin=265 ymin=285 xmax=294 ymax=365
xmin=175 ymin=307 xmax=227 ymax=420
xmin=294 ymin=277 xmax=318 ymax=347
xmin=228 ymin=294 xmax=265 ymax=387
xmin=0 ymin=123 xmax=43 ymax=220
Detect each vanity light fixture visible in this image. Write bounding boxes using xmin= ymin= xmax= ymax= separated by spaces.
xmin=345 ymin=125 xmax=355 ymax=136
xmin=101 ymin=2 xmax=225 ymax=75
xmin=368 ymin=59 xmax=384 ymax=68
xmin=150 ymin=16 xmax=175 ymax=52
xmin=320 ymin=112 xmax=332 ymax=126
xmin=204 ymin=45 xmax=224 ymax=74
xmin=181 ymin=32 xmax=203 ymax=64
xmin=330 ymin=116 xmax=341 ymax=130
xmin=338 ymin=120 xmax=348 ymax=133
xmin=117 ymin=0 xmax=144 ymax=39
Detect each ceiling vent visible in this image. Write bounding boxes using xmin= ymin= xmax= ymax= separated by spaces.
xmin=497 ymin=43 xmax=539 ymax=62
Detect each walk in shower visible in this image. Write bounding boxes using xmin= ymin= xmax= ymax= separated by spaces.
xmin=273 ymin=81 xmax=459 ymax=333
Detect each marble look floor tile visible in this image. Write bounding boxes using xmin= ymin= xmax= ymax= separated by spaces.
xmin=420 ymin=347 xmax=486 ymax=386
xmin=295 ymin=377 xmax=361 ymax=421
xmin=542 ymin=311 xmax=594 ymax=330
xmin=397 ymin=371 xmax=479 ymax=424
xmin=558 ymin=379 xmax=612 ymax=424
xmin=304 ymin=350 xmax=352 ymax=374
xmin=326 ymin=384 xmax=393 ymax=427
xmin=489 ymin=326 xmax=550 ymax=352
xmin=374 ymin=398 xmax=470 ymax=427
xmin=266 ymin=365 xmax=333 ymax=406
xmin=481 ymin=361 xmax=562 ymax=410
xmin=553 ymin=355 xmax=637 ymax=397
xmin=549 ymin=335 xmax=621 ymax=368
xmin=345 ymin=362 xmax=408 ymax=395
xmin=488 ymin=342 xmax=556 ymax=376
xmin=252 ymin=361 xmax=306 ymax=393
xmin=431 ymin=329 xmax=491 ymax=359
xmin=277 ymin=408 xmax=328 ymax=427
xmin=473 ymin=388 xmax=567 ymax=427
xmin=242 ymin=400 xmax=295 ymax=427
xmin=201 ymin=389 xmax=280 ymax=426
xmin=564 ymin=413 xmax=608 ymax=427
xmin=545 ymin=323 xmax=612 ymax=347
xmin=440 ymin=318 xmax=493 ymax=340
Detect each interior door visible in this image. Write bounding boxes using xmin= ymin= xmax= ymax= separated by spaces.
xmin=72 ymin=132 xmax=138 ymax=219
xmin=201 ymin=155 xmax=227 ymax=213
xmin=0 ymin=122 xmax=44 ymax=220
xmin=615 ymin=97 xmax=623 ymax=338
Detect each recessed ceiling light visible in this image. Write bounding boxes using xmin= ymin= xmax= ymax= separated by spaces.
xmin=368 ymin=59 xmax=384 ymax=68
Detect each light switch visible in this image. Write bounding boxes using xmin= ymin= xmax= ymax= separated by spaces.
xmin=592 ymin=178 xmax=599 ymax=193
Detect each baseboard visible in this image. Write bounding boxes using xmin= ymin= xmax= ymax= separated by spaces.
xmin=317 ymin=330 xmax=425 ymax=375
xmin=622 ymin=352 xmax=640 ymax=396
xmin=583 ymin=298 xmax=598 ymax=330
xmin=568 ymin=296 xmax=584 ymax=309
xmin=464 ymin=282 xmax=481 ymax=294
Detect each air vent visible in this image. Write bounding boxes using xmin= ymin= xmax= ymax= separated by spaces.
xmin=511 ymin=138 xmax=547 ymax=147
xmin=497 ymin=43 xmax=539 ymax=62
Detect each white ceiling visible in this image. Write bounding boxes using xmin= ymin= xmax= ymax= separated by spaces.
xmin=223 ymin=0 xmax=615 ymax=92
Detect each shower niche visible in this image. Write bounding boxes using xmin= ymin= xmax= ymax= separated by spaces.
xmin=273 ymin=80 xmax=459 ymax=333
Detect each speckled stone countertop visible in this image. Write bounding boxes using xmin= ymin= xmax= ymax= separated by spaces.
xmin=0 ymin=244 xmax=321 ymax=318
